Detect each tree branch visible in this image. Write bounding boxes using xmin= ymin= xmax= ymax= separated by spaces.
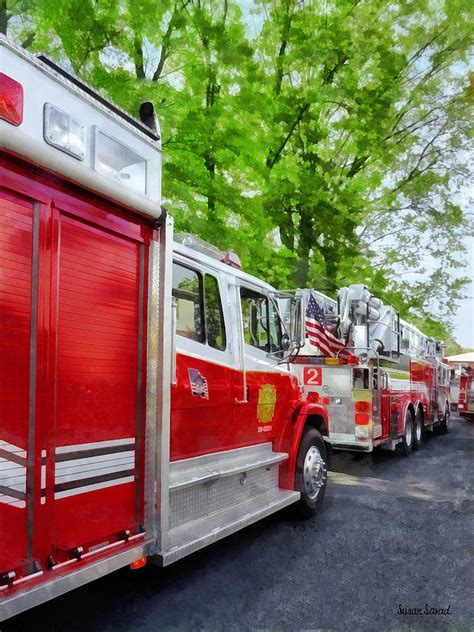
xmin=266 ymin=102 xmax=310 ymax=169
xmin=274 ymin=0 xmax=294 ymax=95
xmin=152 ymin=1 xmax=191 ymax=82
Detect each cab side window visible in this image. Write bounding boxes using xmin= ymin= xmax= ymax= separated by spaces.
xmin=172 ymin=263 xmax=204 ymax=342
xmin=240 ymin=287 xmax=270 ymax=352
xmin=172 ymin=262 xmax=227 ymax=351
xmin=204 ymin=274 xmax=226 ymax=351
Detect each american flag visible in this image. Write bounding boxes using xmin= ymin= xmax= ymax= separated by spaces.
xmin=305 ymin=293 xmax=348 ymax=358
xmin=188 ymin=368 xmax=209 ymax=399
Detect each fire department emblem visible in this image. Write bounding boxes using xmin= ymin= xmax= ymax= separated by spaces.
xmin=257 ymin=384 xmax=277 ymax=423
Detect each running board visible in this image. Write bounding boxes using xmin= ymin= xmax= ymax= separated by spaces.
xmin=157 ymin=488 xmax=300 ymax=566
xmin=168 ymin=444 xmax=291 ymax=531
xmin=169 ymin=443 xmax=288 ymax=491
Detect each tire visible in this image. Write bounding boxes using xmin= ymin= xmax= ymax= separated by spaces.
xmin=398 ymin=410 xmax=414 ymax=456
xmin=437 ymin=404 xmax=450 ymax=435
xmin=294 ymin=427 xmax=327 ymax=518
xmin=412 ymin=408 xmax=423 ymax=450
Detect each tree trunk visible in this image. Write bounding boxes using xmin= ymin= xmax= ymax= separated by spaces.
xmin=292 ymin=207 xmax=313 ymax=287
xmin=204 ymin=150 xmax=216 ymax=218
xmin=0 ymin=0 xmax=8 ymax=35
xmin=134 ymin=35 xmax=145 ymax=79
xmin=279 ymin=208 xmax=295 ymax=250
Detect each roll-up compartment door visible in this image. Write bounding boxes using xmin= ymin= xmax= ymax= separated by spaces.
xmin=51 ymin=209 xmax=148 ymax=556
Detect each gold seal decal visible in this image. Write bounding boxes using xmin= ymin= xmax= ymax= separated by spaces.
xmin=257 ymin=384 xmax=277 ymax=424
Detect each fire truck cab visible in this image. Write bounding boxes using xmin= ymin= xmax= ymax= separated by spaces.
xmin=0 ymin=37 xmax=329 ymax=620
xmin=291 ymin=285 xmax=450 ymax=453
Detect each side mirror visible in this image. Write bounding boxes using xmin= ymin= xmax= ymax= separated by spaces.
xmin=281 ymin=333 xmax=290 ymax=351
xmin=290 ymin=295 xmax=305 ymax=348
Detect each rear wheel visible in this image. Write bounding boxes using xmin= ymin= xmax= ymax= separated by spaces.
xmin=295 ymin=427 xmax=327 ymax=518
xmin=399 ymin=410 xmax=414 ymax=456
xmin=413 ymin=408 xmax=423 ymax=450
xmin=438 ymin=404 xmax=450 ymax=435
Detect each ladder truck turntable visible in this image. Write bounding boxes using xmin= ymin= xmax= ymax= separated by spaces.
xmin=0 ymin=37 xmax=330 ymax=620
xmin=290 ymin=285 xmax=451 ymax=454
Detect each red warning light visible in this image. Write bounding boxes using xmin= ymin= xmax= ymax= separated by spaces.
xmin=0 ymin=73 xmax=24 ymax=126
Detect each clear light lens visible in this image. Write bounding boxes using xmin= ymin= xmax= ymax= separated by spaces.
xmin=355 ymin=426 xmax=369 ymax=439
xmin=94 ymin=130 xmax=147 ymax=195
xmin=43 ymin=103 xmax=86 ymax=160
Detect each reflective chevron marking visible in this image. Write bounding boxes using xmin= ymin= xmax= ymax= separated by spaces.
xmin=54 ymin=438 xmax=136 ymax=499
xmin=0 ymin=440 xmax=27 ymax=509
xmin=41 ymin=449 xmax=46 ymax=505
xmin=0 ymin=438 xmax=136 ymax=505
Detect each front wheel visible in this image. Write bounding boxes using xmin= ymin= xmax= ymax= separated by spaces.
xmin=295 ymin=427 xmax=327 ymax=518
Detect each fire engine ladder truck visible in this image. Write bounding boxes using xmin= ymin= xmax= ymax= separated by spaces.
xmin=293 ymin=284 xmax=449 ymax=451
xmin=339 ymin=284 xmax=449 ymax=436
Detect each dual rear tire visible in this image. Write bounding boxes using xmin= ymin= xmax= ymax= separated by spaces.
xmin=399 ymin=409 xmax=414 ymax=456
xmin=413 ymin=408 xmax=423 ymax=450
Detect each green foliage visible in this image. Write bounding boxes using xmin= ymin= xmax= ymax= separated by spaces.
xmin=444 ymin=336 xmax=474 ymax=356
xmin=4 ymin=0 xmax=473 ymax=338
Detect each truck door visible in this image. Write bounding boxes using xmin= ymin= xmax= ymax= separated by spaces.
xmin=379 ymin=370 xmax=392 ymax=439
xmin=170 ymin=260 xmax=234 ymax=459
xmin=234 ymin=285 xmax=293 ymax=443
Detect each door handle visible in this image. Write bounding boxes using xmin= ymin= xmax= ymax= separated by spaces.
xmin=235 ymin=386 xmax=250 ymax=404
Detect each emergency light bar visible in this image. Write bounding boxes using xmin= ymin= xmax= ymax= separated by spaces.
xmin=175 ymin=233 xmax=242 ymax=269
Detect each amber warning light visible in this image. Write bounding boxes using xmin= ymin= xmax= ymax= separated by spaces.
xmin=0 ymin=73 xmax=24 ymax=126
xmin=130 ymin=556 xmax=147 ymax=570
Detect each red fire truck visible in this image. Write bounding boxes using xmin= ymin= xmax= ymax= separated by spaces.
xmin=458 ymin=370 xmax=474 ymax=419
xmin=0 ymin=37 xmax=329 ymax=620
xmin=289 ymin=285 xmax=451 ymax=454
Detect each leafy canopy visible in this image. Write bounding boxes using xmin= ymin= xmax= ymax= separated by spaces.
xmin=3 ymin=0 xmax=473 ymax=339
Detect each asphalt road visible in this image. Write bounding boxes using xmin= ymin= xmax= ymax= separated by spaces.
xmin=4 ymin=415 xmax=473 ymax=632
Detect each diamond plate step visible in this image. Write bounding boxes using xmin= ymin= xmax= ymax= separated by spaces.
xmin=159 ymin=488 xmax=300 ymax=566
xmin=169 ymin=443 xmax=289 ymax=491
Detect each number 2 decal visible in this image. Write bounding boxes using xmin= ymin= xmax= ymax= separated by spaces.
xmin=303 ymin=367 xmax=322 ymax=386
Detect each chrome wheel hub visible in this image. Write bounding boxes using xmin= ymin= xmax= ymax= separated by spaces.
xmin=405 ymin=419 xmax=412 ymax=446
xmin=303 ymin=446 xmax=326 ymax=501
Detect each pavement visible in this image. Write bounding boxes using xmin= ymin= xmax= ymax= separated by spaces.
xmin=4 ymin=415 xmax=473 ymax=632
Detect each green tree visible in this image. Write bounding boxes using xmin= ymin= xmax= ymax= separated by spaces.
xmin=4 ymin=0 xmax=473 ymax=334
